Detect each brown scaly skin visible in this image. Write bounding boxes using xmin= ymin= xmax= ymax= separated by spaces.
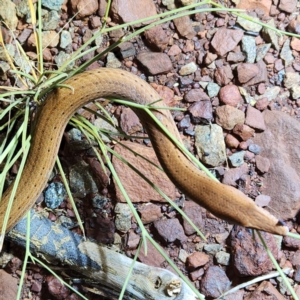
xmin=0 ymin=68 xmax=288 ymax=236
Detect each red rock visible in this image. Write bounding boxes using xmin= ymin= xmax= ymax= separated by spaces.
xmin=246 ymin=281 xmax=285 ymax=300
xmin=255 ymin=155 xmax=270 ymax=173
xmin=173 ymin=15 xmax=195 ymax=39
xmin=184 ymin=89 xmax=210 ymax=102
xmin=225 ymin=134 xmax=240 ymax=148
xmin=0 ymin=270 xmax=18 ymax=300
xmin=231 ymin=226 xmax=278 ymax=276
xmin=219 ymin=85 xmax=242 ymax=106
xmin=274 ymin=58 xmax=284 ymax=71
xmin=236 ymin=0 xmax=272 ymax=16
xmin=264 ymin=53 xmax=276 ymax=64
xmin=144 ymin=25 xmax=169 ymax=51
xmin=111 ymin=0 xmax=157 ymax=26
xmin=70 ymin=0 xmax=98 ymax=18
xmin=243 ymin=60 xmax=268 ymax=87
xmin=153 ymin=218 xmax=187 ymax=243
xmin=233 ymin=123 xmax=255 ymax=141
xmin=127 ymin=230 xmax=140 ymax=249
xmin=214 ymin=65 xmax=234 ymax=86
xmin=222 ymin=163 xmax=248 ymax=186
xmin=113 ymin=141 xmax=176 ymax=203
xmin=188 ymin=101 xmax=213 ymax=122
xmin=288 ymin=16 xmax=300 ymax=34
xmin=189 ymin=268 xmax=204 ymax=281
xmin=137 ymin=239 xmax=166 ymax=267
xmin=137 ymin=52 xmax=173 ymax=75
xmin=245 ymin=105 xmax=266 ymax=131
xmin=168 ymin=44 xmax=181 ymax=56
xmin=253 ymin=110 xmax=300 ymax=220
xmin=47 ymin=275 xmax=70 ymax=299
xmin=237 ymin=63 xmax=259 ymax=84
xmin=278 ymin=0 xmax=297 ymax=13
xmin=255 ymin=97 xmax=269 ymax=110
xmin=215 ymin=105 xmax=245 ymax=130
xmin=211 ymin=28 xmax=244 ymax=56
xmin=182 ymin=200 xmax=203 ymax=235
xmin=186 ymin=252 xmax=209 ymax=269
xmin=291 ymin=37 xmax=300 ymax=51
xmin=150 ymin=83 xmax=176 ymax=107
xmin=138 ymin=203 xmax=162 ymax=224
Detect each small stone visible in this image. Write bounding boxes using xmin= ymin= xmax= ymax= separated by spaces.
xmin=114 ymin=203 xmax=132 ymax=232
xmin=228 ymin=151 xmax=245 ymax=167
xmin=189 ymin=268 xmax=204 ymax=281
xmin=225 ymin=134 xmax=239 ymax=149
xmin=47 ymin=275 xmax=70 ymax=299
xmin=42 ymin=10 xmax=60 ymax=30
xmin=106 ymin=52 xmax=122 ymax=68
xmin=137 ymin=52 xmax=173 ymax=75
xmin=118 ymin=42 xmax=136 ymax=59
xmin=278 ymin=0 xmax=297 ymax=13
xmin=237 ymin=63 xmax=259 ymax=83
xmin=188 ymin=101 xmax=213 ymax=123
xmin=153 ymin=218 xmax=187 ymax=243
xmin=184 ymin=89 xmax=209 ymax=102
xmin=206 ymin=82 xmax=220 ymax=98
xmin=248 ymin=144 xmax=262 ymax=154
xmin=186 ymin=252 xmax=209 ymax=269
xmin=245 ymin=105 xmax=266 ymax=131
xmin=284 ymin=72 xmax=300 ymax=89
xmin=291 ymin=37 xmax=300 ymax=52
xmin=219 ymin=85 xmax=242 ymax=106
xmin=255 ymin=194 xmax=271 ymax=207
xmin=182 ymin=201 xmax=203 ymax=235
xmin=44 ymin=182 xmax=66 ymax=209
xmin=144 ymin=25 xmax=169 ymax=51
xmin=42 ymin=0 xmax=65 ymax=10
xmin=54 ymin=51 xmax=75 ymax=70
xmin=60 ymin=30 xmax=72 ymax=49
xmin=138 ymin=203 xmax=162 ymax=224
xmin=255 ymin=155 xmax=270 ymax=173
xmin=195 ymin=124 xmax=226 ymax=167
xmin=215 ymin=251 xmax=230 ymax=266
xmin=280 ymin=39 xmax=294 ymax=67
xmin=173 ymin=15 xmax=196 ymax=39
xmin=203 ymin=244 xmax=223 ymax=255
xmin=242 ymin=36 xmax=257 ymax=64
xmin=255 ymin=97 xmax=269 ymax=110
xmin=211 ymin=28 xmax=244 ymax=56
xmin=168 ymin=44 xmax=181 ymax=56
xmin=201 ymin=266 xmax=231 ymax=299
xmin=178 ymin=249 xmax=189 ymax=263
xmin=215 ymin=105 xmax=245 ymax=130
xmin=222 ymin=163 xmax=248 ymax=186
xmin=71 ymin=0 xmax=98 ymax=18
xmin=214 ymin=65 xmax=234 ymax=86
xmin=179 ymin=62 xmax=197 ymax=76
xmin=233 ymin=123 xmax=255 ymax=141
xmin=0 ymin=0 xmax=18 ymax=29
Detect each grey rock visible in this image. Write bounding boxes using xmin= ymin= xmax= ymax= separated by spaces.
xmin=114 ymin=203 xmax=132 ymax=232
xmin=43 ymin=10 xmax=60 ymax=30
xmin=42 ymin=0 xmax=64 ymax=10
xmin=237 ymin=16 xmax=262 ymax=32
xmin=280 ymin=39 xmax=294 ymax=67
xmin=54 ymin=51 xmax=75 ymax=70
xmin=215 ymin=251 xmax=230 ymax=266
xmin=195 ymin=124 xmax=226 ymax=167
xmin=241 ymin=35 xmax=256 ymax=63
xmin=106 ymin=52 xmax=122 ymax=68
xmin=92 ymin=194 xmax=108 ymax=209
xmin=0 ymin=0 xmax=18 ymax=30
xmin=16 ymin=0 xmax=30 ymax=18
xmin=60 ymin=30 xmax=72 ymax=49
xmin=44 ymin=182 xmax=66 ymax=209
xmin=256 ymin=43 xmax=271 ymax=62
xmin=229 ymin=151 xmax=245 ymax=167
xmin=206 ymin=82 xmax=220 ymax=97
xmin=248 ymin=144 xmax=261 ymax=154
xmin=179 ymin=62 xmax=197 ymax=76
xmin=0 ymin=61 xmax=10 ymax=80
xmin=284 ymin=72 xmax=300 ymax=89
xmin=69 ymin=161 xmax=98 ymax=198
xmin=261 ymin=19 xmax=279 ymax=51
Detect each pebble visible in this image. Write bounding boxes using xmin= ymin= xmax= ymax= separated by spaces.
xmin=137 ymin=52 xmax=173 ymax=75
xmin=44 ymin=182 xmax=67 ymax=209
xmin=206 ymin=82 xmax=220 ymax=97
xmin=215 ymin=105 xmax=245 ymax=130
xmin=248 ymin=144 xmax=262 ymax=154
xmin=215 ymin=251 xmax=230 ymax=266
xmin=188 ymin=100 xmax=213 ymax=123
xmin=114 ymin=203 xmax=132 ymax=232
xmin=229 ymin=151 xmax=245 ymax=167
xmin=42 ymin=0 xmax=65 ymax=10
xmin=60 ymin=30 xmax=72 ymax=49
xmin=179 ymin=62 xmax=197 ymax=76
xmin=219 ymin=85 xmax=242 ymax=106
xmin=241 ymin=35 xmax=256 ymax=63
